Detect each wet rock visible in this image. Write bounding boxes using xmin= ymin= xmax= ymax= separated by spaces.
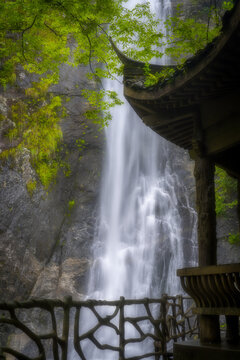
xmin=0 ymin=62 xmax=104 ymax=303
xmin=217 ymin=207 xmax=240 ymax=264
xmin=30 ymin=258 xmax=91 ymax=300
xmin=14 ymin=148 xmax=36 ymax=184
xmin=5 ymin=333 xmax=35 ymax=360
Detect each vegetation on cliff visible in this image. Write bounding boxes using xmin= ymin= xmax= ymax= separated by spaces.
xmin=215 ymin=167 xmax=239 ymax=244
xmin=0 ymin=0 xmax=234 ymax=188
xmin=0 ymin=0 xmax=162 ymax=187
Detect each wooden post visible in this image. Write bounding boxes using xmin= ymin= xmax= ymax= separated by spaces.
xmin=62 ymin=296 xmax=71 ymax=360
xmin=0 ymin=347 xmax=5 ymax=360
xmin=199 ymin=315 xmax=220 ymax=344
xmin=194 ymin=157 xmax=220 ymax=344
xmin=179 ymin=296 xmax=185 ymax=342
xmin=194 ymin=156 xmax=217 ymax=266
xmin=172 ymin=297 xmax=177 ymax=342
xmin=237 ymin=178 xmax=240 ymax=234
xmin=119 ymin=297 xmax=125 ymax=360
xmin=226 ymin=179 xmax=240 ymax=345
xmin=161 ymin=295 xmax=168 ymax=360
xmin=226 ymin=315 xmax=239 ymax=344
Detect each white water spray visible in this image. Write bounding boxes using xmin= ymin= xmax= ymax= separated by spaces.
xmin=88 ymin=0 xmax=196 ymax=302
xmin=80 ymin=0 xmax=197 ymax=358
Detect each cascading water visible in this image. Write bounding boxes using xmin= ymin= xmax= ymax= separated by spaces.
xmin=88 ymin=0 xmax=197 ymax=301
xmin=80 ymin=0 xmax=197 ymax=358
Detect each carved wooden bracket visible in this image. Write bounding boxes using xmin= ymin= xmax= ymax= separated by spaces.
xmin=177 ymin=264 xmax=240 ymax=315
xmin=177 ymin=264 xmax=240 ymax=344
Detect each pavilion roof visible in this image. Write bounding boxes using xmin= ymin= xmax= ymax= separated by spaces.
xmin=117 ymin=0 xmax=240 ymax=170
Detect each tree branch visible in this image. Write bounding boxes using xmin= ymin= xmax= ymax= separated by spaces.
xmin=44 ymin=22 xmax=61 ymax=37
xmin=21 ymin=14 xmax=38 ymax=61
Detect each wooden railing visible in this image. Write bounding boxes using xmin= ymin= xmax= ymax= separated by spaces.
xmin=0 ymin=295 xmax=198 ymax=360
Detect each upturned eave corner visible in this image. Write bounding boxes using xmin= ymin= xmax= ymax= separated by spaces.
xmin=109 ymin=37 xmax=171 ymax=82
xmin=109 ymin=37 xmax=144 ymax=68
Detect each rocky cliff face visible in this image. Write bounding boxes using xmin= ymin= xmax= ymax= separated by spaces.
xmin=0 ymin=63 xmax=104 ymax=302
xmin=0 ymin=0 xmax=239 ymax=305
xmin=1 ymin=1 xmax=239 ymax=357
xmin=217 ymin=208 xmax=240 ymax=264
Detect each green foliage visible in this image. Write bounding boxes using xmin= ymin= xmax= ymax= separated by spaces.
xmin=68 ymin=200 xmax=75 ymax=211
xmin=144 ymin=63 xmax=176 ymax=87
xmin=143 ymin=0 xmax=231 ymax=85
xmin=222 ymin=1 xmax=234 ymax=11
xmin=76 ymin=138 xmax=86 ymax=152
xmin=0 ymin=0 xmax=161 ymax=105
xmin=215 ymin=167 xmax=239 ymax=246
xmin=0 ymin=0 xmax=232 ymax=187
xmin=165 ymin=11 xmax=219 ymax=63
xmin=228 ymin=233 xmax=240 ymax=245
xmin=82 ymin=89 xmax=124 ymax=127
xmin=66 ymin=199 xmax=75 ymax=217
xmin=26 ymin=180 xmax=37 ymax=196
xmin=1 ymin=0 xmax=225 ymax=120
xmin=215 ymin=167 xmax=237 ymax=216
xmin=108 ymin=2 xmax=163 ymax=63
xmin=0 ymin=0 xmax=163 ymax=187
xmin=2 ymin=78 xmax=65 ymax=188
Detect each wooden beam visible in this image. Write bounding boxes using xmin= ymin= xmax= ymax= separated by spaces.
xmin=170 ymin=129 xmax=193 ymax=142
xmin=128 ymin=99 xmax=157 ymax=115
xmin=177 ymin=263 xmax=240 ymax=276
xmin=201 ymin=89 xmax=240 ymax=128
xmin=179 ymin=141 xmax=192 ymax=149
xmin=141 ymin=111 xmax=194 ymax=128
xmin=156 ymin=119 xmax=193 ymax=134
xmin=205 ymin=116 xmax=240 ymax=155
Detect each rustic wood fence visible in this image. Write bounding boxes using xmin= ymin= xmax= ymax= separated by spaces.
xmin=0 ymin=295 xmax=198 ymax=360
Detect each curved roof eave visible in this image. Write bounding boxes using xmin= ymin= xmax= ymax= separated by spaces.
xmin=122 ymin=0 xmax=240 ymax=102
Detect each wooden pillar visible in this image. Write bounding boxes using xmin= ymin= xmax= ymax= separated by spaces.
xmin=238 ymin=178 xmax=240 ymax=234
xmin=119 ymin=296 xmax=125 ymax=360
xmin=226 ymin=315 xmax=239 ymax=344
xmin=194 ymin=156 xmax=220 ymax=344
xmin=194 ymin=156 xmax=217 ymax=266
xmin=227 ymin=179 xmax=240 ymax=345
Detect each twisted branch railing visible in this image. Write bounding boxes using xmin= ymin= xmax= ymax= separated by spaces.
xmin=0 ymin=295 xmax=198 ymax=360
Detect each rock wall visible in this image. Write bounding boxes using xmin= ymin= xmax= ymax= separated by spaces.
xmin=0 ymin=63 xmax=104 ymax=302
xmin=217 ymin=207 xmax=240 ymax=264
xmin=0 ymin=0 xmax=239 ymax=305
xmin=0 ymin=0 xmax=239 ymax=356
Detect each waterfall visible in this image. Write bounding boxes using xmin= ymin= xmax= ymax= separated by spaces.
xmin=78 ymin=0 xmax=197 ymax=358
xmin=88 ymin=0 xmax=197 ymax=301
xmin=87 ymin=91 xmax=196 ymax=300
